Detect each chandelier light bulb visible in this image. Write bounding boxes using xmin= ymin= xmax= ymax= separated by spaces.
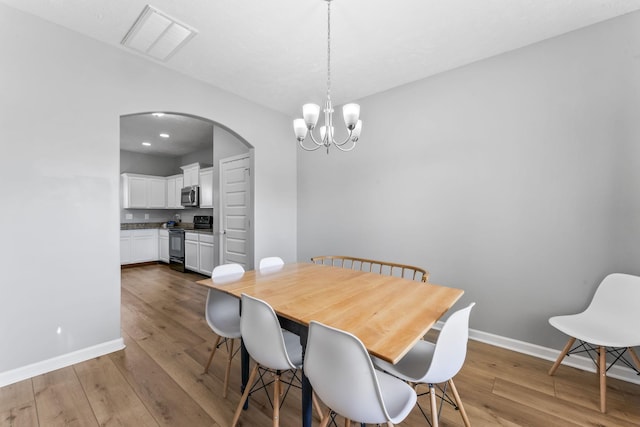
xmin=342 ymin=104 xmax=360 ymax=129
xmin=293 ymin=119 xmax=309 ymax=141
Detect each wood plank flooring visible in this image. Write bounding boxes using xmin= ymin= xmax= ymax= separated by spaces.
xmin=2 ymin=263 xmax=639 ymax=426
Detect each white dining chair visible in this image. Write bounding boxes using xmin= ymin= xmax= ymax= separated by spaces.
xmin=259 ymin=256 xmax=285 ymax=270
xmin=304 ymin=320 xmax=417 ymax=426
xmin=203 ymin=263 xmax=245 ymax=398
xmin=373 ymin=303 xmax=475 ymax=427
xmin=232 ymin=294 xmax=320 ymax=427
xmin=548 ymin=273 xmax=640 ymax=413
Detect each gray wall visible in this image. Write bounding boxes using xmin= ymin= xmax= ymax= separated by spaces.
xmin=0 ymin=2 xmax=297 ymax=378
xmin=297 ymin=11 xmax=640 ymax=350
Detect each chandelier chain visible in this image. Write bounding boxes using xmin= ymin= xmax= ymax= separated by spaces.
xmin=326 ymin=0 xmax=331 ymax=100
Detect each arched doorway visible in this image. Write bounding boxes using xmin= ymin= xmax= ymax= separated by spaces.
xmin=119 ymin=111 xmax=254 ymax=270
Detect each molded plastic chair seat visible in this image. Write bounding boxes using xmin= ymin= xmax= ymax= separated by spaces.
xmin=232 ymin=294 xmax=319 ymax=426
xmin=305 ymin=320 xmax=417 ymax=426
xmin=259 ymin=256 xmax=285 ymax=270
xmin=548 ymin=273 xmax=640 ymax=413
xmin=373 ymin=303 xmax=475 ymax=427
xmin=203 ymin=263 xmax=245 ymax=398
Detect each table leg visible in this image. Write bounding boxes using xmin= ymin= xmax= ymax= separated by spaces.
xmin=241 ymin=338 xmax=249 ymax=410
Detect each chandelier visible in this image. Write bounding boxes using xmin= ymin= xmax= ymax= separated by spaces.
xmin=293 ymin=0 xmax=362 ymax=153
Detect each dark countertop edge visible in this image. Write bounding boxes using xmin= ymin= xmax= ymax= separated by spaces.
xmin=120 ymin=223 xmax=214 ymax=234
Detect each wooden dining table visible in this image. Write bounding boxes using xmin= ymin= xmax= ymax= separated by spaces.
xmin=196 ymin=262 xmax=464 ymax=427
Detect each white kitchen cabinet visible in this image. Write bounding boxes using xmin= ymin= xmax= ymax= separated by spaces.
xmin=184 ymin=232 xmax=215 ymax=274
xmin=159 ymin=229 xmax=169 ymax=263
xmin=132 ymin=229 xmax=158 ymax=263
xmin=166 ymin=174 xmax=184 ymax=209
xmin=198 ymin=233 xmax=215 ymax=275
xmin=121 ymin=229 xmax=158 ymax=265
xmin=185 ymin=232 xmax=199 ymax=271
xmin=121 ymin=173 xmax=166 ymax=209
xmin=120 ymin=230 xmax=133 ymax=264
xmin=148 ymin=177 xmax=166 ymax=208
xmin=199 ymin=167 xmax=214 ymax=208
xmin=181 ymin=163 xmax=200 ymax=188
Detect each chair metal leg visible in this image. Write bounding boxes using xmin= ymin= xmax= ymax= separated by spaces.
xmin=429 ymin=384 xmax=439 ymax=427
xmin=273 ymin=372 xmax=281 ymax=427
xmin=549 ymin=337 xmax=576 ymax=375
xmin=223 ymin=338 xmax=235 ymax=398
xmin=599 ymin=346 xmax=607 ymax=413
xmin=448 ymin=379 xmax=471 ymax=427
xmin=232 ymin=363 xmax=260 ymax=427
xmin=204 ymin=335 xmax=222 ymax=373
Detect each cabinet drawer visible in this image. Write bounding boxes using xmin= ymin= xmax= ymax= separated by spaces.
xmin=159 ymin=229 xmax=169 ymax=238
xmin=185 ymin=232 xmax=199 ymax=241
xmin=120 ymin=230 xmax=132 ymax=238
xmin=133 ymin=229 xmax=157 ymax=238
xmin=198 ymin=233 xmax=214 ymax=244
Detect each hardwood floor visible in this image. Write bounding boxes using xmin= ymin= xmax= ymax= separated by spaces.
xmin=2 ymin=264 xmax=639 ymax=426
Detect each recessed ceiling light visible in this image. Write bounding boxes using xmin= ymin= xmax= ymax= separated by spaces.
xmin=142 ymin=142 xmax=151 ymax=146
xmin=159 ymin=133 xmax=170 ymax=138
xmin=152 ymin=112 xmax=165 ymax=117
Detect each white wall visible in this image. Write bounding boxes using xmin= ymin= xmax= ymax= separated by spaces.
xmin=0 ymin=3 xmax=297 ymax=380
xmin=298 ymin=11 xmax=640 ymax=350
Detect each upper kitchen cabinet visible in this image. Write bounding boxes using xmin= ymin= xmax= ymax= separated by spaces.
xmin=121 ymin=173 xmax=166 ymax=209
xmin=199 ymin=167 xmax=214 ymax=208
xmin=181 ymin=163 xmax=200 ymax=187
xmin=166 ymin=174 xmax=184 ymax=209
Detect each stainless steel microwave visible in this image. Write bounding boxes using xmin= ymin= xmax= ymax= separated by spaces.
xmin=181 ymin=185 xmax=199 ymax=207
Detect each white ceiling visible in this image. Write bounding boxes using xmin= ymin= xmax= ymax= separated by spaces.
xmin=3 ymin=0 xmax=640 ymax=119
xmin=120 ymin=113 xmax=214 ymax=157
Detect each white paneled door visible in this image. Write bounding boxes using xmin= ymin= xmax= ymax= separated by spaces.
xmin=219 ymin=154 xmax=252 ymax=269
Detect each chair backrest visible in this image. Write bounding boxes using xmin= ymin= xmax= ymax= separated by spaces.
xmin=205 ymin=263 xmax=245 ymax=336
xmin=304 ymin=321 xmax=392 ymax=424
xmin=310 ymin=255 xmax=429 ymax=282
xmin=240 ymin=294 xmax=297 ymax=371
xmin=421 ymin=303 xmax=475 ymax=384
xmin=587 ymin=273 xmax=640 ymax=323
xmin=259 ymin=256 xmax=284 ymax=270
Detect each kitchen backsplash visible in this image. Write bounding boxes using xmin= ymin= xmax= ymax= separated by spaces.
xmin=120 ymin=208 xmax=214 ymax=224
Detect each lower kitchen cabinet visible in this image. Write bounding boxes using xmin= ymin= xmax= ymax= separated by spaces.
xmin=159 ymin=229 xmax=169 ymax=263
xmin=185 ymin=232 xmax=199 ymax=271
xmin=198 ymin=234 xmax=214 ymax=275
xmin=121 ymin=229 xmax=158 ymax=265
xmin=184 ymin=232 xmax=214 ymax=275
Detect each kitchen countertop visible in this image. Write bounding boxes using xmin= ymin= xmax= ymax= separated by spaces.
xmin=120 ymin=223 xmax=214 ymax=234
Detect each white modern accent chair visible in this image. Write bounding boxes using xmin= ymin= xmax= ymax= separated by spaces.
xmin=304 ymin=320 xmax=417 ymax=426
xmin=203 ymin=263 xmax=245 ymax=398
xmin=548 ymin=273 xmax=640 ymax=413
xmin=373 ymin=303 xmax=475 ymax=427
xmin=232 ymin=294 xmax=320 ymax=426
xmin=259 ymin=256 xmax=285 ymax=270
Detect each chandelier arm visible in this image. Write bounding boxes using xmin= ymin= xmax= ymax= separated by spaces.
xmin=333 ymin=139 xmax=357 ymax=152
xmin=298 ymin=139 xmax=323 ymax=151
xmin=333 ymin=129 xmax=355 ymax=147
xmin=308 ymin=129 xmax=327 ymax=147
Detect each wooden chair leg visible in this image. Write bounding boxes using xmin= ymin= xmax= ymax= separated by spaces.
xmin=549 ymin=337 xmax=576 ymax=375
xmin=232 ymin=363 xmax=259 ymax=427
xmin=223 ymin=338 xmax=235 ymax=398
xmin=628 ymin=347 xmax=640 ymax=372
xmin=312 ymin=392 xmax=324 ymax=420
xmin=204 ymin=335 xmax=221 ymax=373
xmin=319 ymin=410 xmax=331 ymax=427
xmin=273 ymin=373 xmax=281 ymax=427
xmin=599 ymin=346 xmax=607 ymax=413
xmin=344 ymin=418 xmax=350 ymax=427
xmin=429 ymin=384 xmax=439 ymax=427
xmin=448 ymin=379 xmax=471 ymax=427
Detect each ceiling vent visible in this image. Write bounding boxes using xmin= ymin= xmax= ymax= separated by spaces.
xmin=121 ymin=5 xmax=197 ymax=62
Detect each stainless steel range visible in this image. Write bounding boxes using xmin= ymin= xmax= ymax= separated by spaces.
xmin=168 ymin=215 xmax=213 ymax=272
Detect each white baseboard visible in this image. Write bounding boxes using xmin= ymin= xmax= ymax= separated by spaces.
xmin=432 ymin=321 xmax=640 ymax=385
xmin=0 ymin=338 xmax=125 ymax=388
